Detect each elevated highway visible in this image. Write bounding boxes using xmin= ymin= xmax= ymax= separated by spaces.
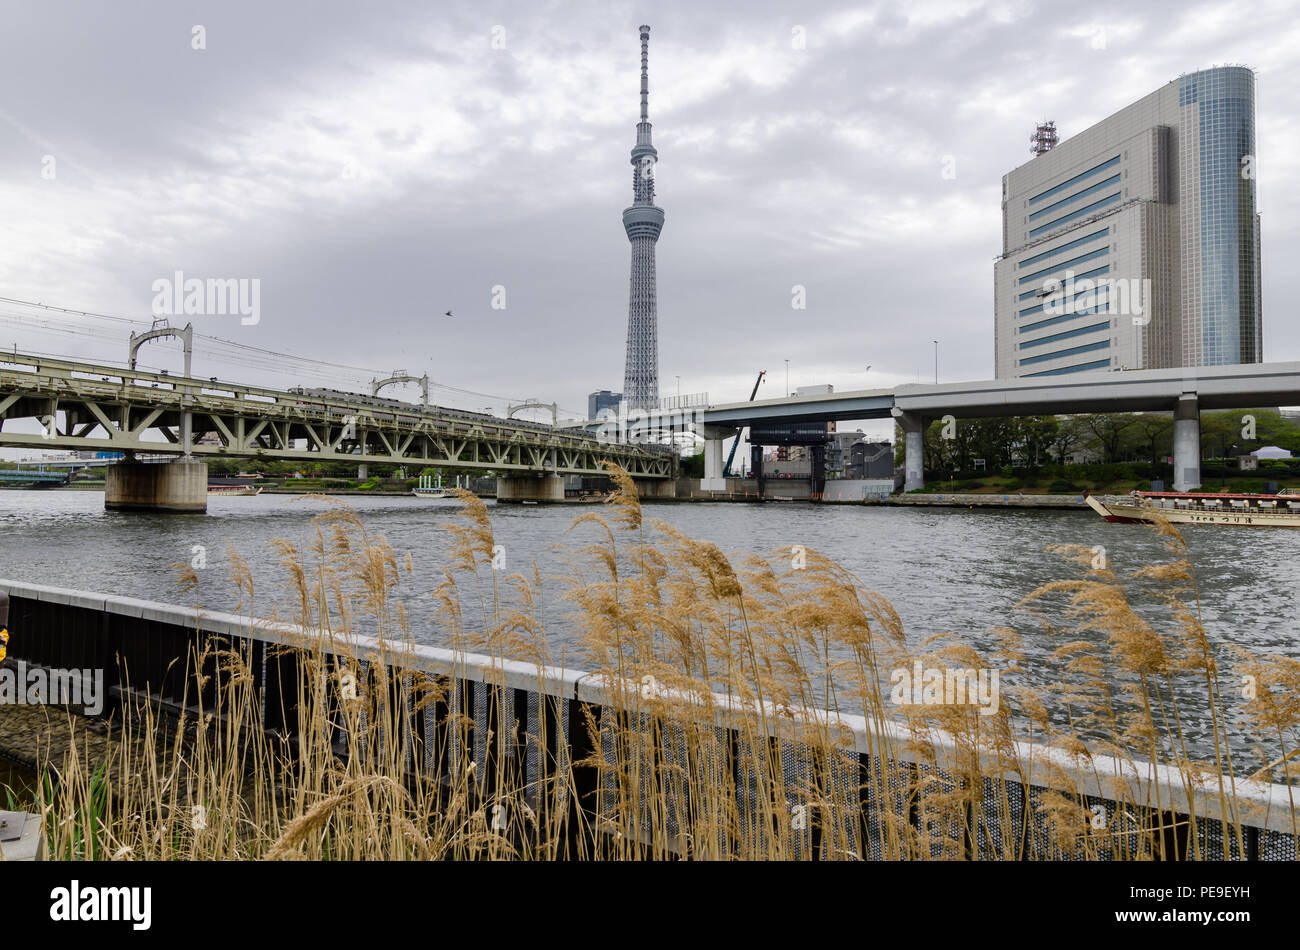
xmin=692 ymin=362 xmax=1300 ymax=493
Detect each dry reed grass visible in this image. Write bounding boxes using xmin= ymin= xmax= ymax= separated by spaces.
xmin=25 ymin=466 xmax=1300 ymax=860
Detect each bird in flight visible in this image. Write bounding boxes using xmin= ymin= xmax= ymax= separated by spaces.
xmin=444 ymin=310 xmax=454 ymax=317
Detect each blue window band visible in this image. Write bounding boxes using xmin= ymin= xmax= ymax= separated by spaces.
xmin=1029 ymin=193 xmax=1122 ymax=237
xmin=1018 ymin=247 xmax=1109 ymax=285
xmin=1028 ymin=174 xmax=1122 ymax=221
xmin=1024 ymin=358 xmax=1112 ymax=377
xmin=1019 ymin=339 xmax=1110 ymax=366
xmin=1021 ymin=298 xmax=1111 ymax=332
xmin=1019 ymin=287 xmax=1109 ymax=318
xmin=1028 ymin=155 xmax=1121 ymax=205
xmin=1018 ymin=228 xmax=1109 ymax=269
xmin=1019 ymin=320 xmax=1111 ymax=349
xmin=1018 ymin=264 xmax=1110 ymax=300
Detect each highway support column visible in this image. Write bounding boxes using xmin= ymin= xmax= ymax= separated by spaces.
xmin=1173 ymin=394 xmax=1201 ymax=492
xmin=892 ymin=409 xmax=926 ymax=492
xmin=700 ymin=425 xmax=734 ymax=492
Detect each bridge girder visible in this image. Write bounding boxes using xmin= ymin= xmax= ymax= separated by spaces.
xmin=0 ymin=352 xmax=676 ymax=479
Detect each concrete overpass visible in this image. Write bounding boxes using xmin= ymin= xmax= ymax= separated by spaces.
xmin=695 ymin=361 xmax=1300 ymax=493
xmin=702 ymin=388 xmax=895 ymax=426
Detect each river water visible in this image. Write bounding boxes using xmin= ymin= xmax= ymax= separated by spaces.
xmin=1 ymin=489 xmax=1295 ymax=762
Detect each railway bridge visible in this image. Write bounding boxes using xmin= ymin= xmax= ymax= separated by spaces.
xmin=0 ymin=351 xmax=676 ymax=512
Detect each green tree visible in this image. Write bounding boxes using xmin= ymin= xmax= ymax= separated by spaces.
xmin=1048 ymin=415 xmax=1087 ymax=463
xmin=1199 ymin=410 xmax=1241 ymax=460
xmin=1129 ymin=412 xmax=1172 ymax=464
xmin=680 ymin=450 xmax=704 ymax=478
xmin=1078 ymin=413 xmax=1139 ymax=463
xmin=1013 ymin=416 xmax=1059 ymax=469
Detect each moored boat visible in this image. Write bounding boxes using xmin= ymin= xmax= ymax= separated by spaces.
xmin=1085 ymin=489 xmax=1300 ymax=527
xmin=208 ymin=484 xmax=263 ymax=496
xmin=412 ymin=474 xmax=454 ymax=499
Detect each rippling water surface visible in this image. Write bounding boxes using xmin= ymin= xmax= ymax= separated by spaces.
xmin=1 ymin=489 xmax=1295 ymax=759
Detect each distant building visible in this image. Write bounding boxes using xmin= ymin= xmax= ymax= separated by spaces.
xmin=824 ymin=430 xmax=893 ymax=480
xmin=825 ymin=429 xmax=864 ymax=476
xmin=850 ymin=441 xmax=894 ymax=480
xmin=995 ymin=66 xmax=1261 ymax=379
xmin=588 ymin=390 xmax=622 ymax=420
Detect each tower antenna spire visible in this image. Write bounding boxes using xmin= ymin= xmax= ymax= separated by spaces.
xmin=640 ymin=24 xmax=650 ymax=122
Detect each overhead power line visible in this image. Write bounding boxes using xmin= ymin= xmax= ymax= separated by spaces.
xmin=0 ymin=294 xmax=545 ymax=411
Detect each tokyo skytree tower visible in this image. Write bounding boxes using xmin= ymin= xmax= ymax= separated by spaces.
xmin=621 ymin=24 xmax=664 ymax=411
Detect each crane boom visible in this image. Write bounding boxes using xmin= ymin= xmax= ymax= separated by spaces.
xmin=722 ymin=370 xmax=766 ymax=477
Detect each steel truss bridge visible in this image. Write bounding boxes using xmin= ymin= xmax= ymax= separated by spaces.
xmin=0 ymin=352 xmax=676 ymax=479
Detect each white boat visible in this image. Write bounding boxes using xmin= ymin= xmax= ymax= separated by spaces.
xmin=208 ymin=484 xmax=263 ymax=496
xmin=412 ymin=474 xmax=454 ymax=499
xmin=1086 ymin=490 xmax=1300 ymax=527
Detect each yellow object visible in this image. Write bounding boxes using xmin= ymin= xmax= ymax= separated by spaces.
xmin=0 ymin=627 xmax=7 ymax=662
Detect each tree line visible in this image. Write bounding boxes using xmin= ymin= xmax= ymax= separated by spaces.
xmin=895 ymin=408 xmax=1300 ymax=475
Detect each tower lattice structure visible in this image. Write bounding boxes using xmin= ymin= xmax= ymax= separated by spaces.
xmin=621 ymin=25 xmax=664 ymax=411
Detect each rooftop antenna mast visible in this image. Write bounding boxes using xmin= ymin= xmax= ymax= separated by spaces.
xmin=1031 ymin=120 xmax=1059 ymax=156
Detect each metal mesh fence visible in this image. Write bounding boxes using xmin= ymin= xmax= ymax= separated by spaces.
xmin=4 ymin=584 xmax=1296 ymax=862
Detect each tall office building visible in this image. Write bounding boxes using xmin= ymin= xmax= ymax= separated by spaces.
xmin=994 ymin=66 xmax=1261 ymax=379
xmin=622 ymin=25 xmax=664 ymax=410
xmin=587 ymin=389 xmax=622 ymax=420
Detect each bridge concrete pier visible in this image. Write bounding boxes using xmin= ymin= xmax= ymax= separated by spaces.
xmin=1173 ymin=395 xmax=1201 ymax=491
xmin=699 ymin=425 xmax=734 ymax=492
xmin=105 ymin=459 xmax=208 ymax=513
xmin=634 ymin=478 xmax=677 ymax=499
xmin=892 ymin=410 xmax=926 ymax=492
xmin=496 ymin=474 xmax=565 ymax=504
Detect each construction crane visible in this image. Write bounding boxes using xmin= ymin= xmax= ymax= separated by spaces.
xmin=723 ymin=370 xmax=766 ymax=477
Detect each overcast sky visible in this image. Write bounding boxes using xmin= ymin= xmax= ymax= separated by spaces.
xmin=2 ymin=0 xmax=1297 ymax=431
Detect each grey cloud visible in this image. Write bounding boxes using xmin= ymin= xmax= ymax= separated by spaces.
xmin=0 ymin=0 xmax=1294 ymax=420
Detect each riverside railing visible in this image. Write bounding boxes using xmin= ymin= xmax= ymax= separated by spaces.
xmin=1 ymin=578 xmax=1295 ymax=861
